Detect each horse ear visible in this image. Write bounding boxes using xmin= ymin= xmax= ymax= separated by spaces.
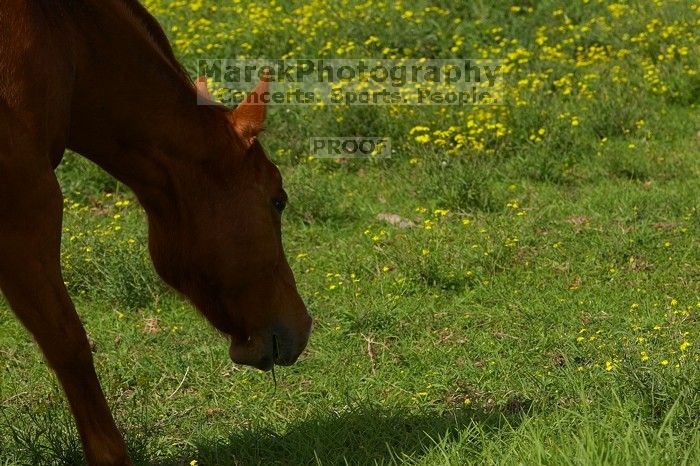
xmin=229 ymin=72 xmax=269 ymax=148
xmin=195 ymin=76 xmax=212 ymax=100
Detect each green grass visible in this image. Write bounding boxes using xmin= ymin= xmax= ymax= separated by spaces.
xmin=1 ymin=0 xmax=700 ymax=464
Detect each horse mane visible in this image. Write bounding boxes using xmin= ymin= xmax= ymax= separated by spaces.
xmin=115 ymin=0 xmax=236 ymax=118
xmin=113 ymin=0 xmax=194 ymax=89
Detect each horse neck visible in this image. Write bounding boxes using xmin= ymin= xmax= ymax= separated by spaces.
xmin=66 ymin=0 xmax=238 ymax=216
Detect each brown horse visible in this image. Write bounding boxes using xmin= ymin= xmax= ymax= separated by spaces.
xmin=0 ymin=1 xmax=312 ymax=464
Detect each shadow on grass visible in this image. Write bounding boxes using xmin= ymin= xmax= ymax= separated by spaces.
xmin=146 ymin=403 xmax=530 ymax=466
xmin=1 ymin=396 xmax=531 ymax=465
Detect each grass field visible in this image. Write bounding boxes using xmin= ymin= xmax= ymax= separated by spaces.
xmin=1 ymin=0 xmax=699 ymax=464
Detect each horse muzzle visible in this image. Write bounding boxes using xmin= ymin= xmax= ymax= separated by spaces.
xmin=228 ymin=317 xmax=312 ymax=371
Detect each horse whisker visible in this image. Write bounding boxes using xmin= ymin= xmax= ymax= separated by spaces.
xmin=271 ymin=335 xmax=278 ymax=391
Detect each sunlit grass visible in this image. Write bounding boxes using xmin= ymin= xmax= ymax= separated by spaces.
xmin=1 ymin=0 xmax=699 ymax=464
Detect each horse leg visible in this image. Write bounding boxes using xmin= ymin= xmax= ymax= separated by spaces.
xmin=0 ymin=167 xmax=131 ymax=466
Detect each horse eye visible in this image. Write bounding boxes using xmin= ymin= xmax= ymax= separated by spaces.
xmin=273 ymin=198 xmax=286 ymax=213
